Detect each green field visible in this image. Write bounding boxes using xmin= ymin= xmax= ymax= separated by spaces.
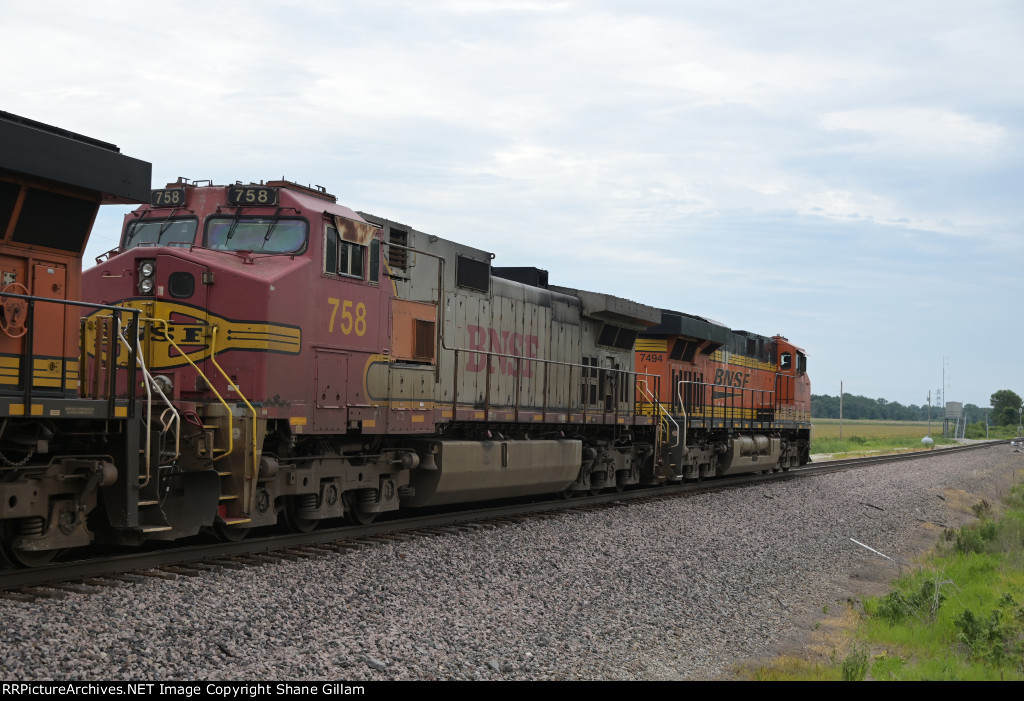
xmin=811 ymin=419 xmax=959 ymax=457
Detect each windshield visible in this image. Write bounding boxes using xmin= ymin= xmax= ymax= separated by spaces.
xmin=123 ymin=218 xmax=198 ymax=250
xmin=205 ymin=217 xmax=307 ymax=254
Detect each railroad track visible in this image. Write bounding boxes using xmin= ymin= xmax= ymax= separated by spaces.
xmin=0 ymin=440 xmax=1008 ymax=598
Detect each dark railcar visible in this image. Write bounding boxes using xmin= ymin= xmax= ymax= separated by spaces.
xmin=0 ymin=112 xmax=150 ymax=565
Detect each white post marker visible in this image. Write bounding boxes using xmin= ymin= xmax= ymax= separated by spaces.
xmin=850 ymin=538 xmax=892 ymax=560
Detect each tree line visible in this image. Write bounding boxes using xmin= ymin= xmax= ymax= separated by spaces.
xmin=812 ymin=389 xmax=1023 ymax=426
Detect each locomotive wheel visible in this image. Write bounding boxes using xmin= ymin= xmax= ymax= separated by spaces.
xmin=283 ymin=499 xmax=318 ymax=533
xmin=347 ymin=509 xmax=377 ymax=526
xmin=2 ymin=521 xmax=64 ymax=567
xmin=343 ymin=492 xmax=377 ymax=525
xmin=7 ymin=548 xmax=62 ymax=568
xmin=214 ymin=520 xmax=251 ymax=542
xmin=1 ymin=540 xmax=62 ymax=567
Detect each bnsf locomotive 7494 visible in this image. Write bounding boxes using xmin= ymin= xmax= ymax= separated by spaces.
xmin=0 ymin=116 xmax=810 ymax=566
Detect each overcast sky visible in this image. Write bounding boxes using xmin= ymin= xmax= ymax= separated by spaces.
xmin=4 ymin=1 xmax=1021 ymax=409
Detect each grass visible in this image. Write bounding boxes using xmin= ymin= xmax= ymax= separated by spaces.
xmin=811 ymin=419 xmax=960 ymax=458
xmin=740 ymin=485 xmax=1024 ymax=681
xmin=969 ymin=424 xmax=1024 ymax=440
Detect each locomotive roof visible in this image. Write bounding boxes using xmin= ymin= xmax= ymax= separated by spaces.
xmin=645 ymin=308 xmax=732 ymax=344
xmin=0 ymin=111 xmax=151 ymax=204
xmin=491 ymin=268 xmax=659 ymax=328
xmin=548 ymin=285 xmax=661 ymax=329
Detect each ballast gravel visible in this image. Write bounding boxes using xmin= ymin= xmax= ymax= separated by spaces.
xmin=1 ymin=445 xmax=1019 ymax=681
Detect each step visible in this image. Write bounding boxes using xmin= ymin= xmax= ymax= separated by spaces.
xmin=221 ymin=517 xmax=251 ymax=526
xmin=218 ymin=494 xmax=238 ymax=501
xmin=140 ymin=525 xmax=173 ymax=533
xmin=138 ymin=500 xmax=159 ymax=507
xmin=217 ymin=471 xmax=232 ymax=477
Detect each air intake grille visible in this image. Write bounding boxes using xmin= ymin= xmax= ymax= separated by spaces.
xmin=414 ymin=319 xmax=436 ymax=361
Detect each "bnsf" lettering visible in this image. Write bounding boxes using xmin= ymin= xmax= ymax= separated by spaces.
xmin=713 ymin=368 xmax=750 ymax=388
xmin=146 ymin=325 xmax=205 ymax=344
xmin=465 ymin=324 xmax=539 ymax=377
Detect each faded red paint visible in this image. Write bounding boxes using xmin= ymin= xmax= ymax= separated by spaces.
xmin=465 ymin=324 xmax=539 ymax=377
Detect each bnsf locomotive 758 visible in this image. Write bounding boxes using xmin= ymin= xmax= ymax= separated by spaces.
xmin=0 ymin=115 xmax=810 ymax=566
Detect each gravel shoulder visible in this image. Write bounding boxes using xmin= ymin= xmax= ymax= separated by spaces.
xmin=2 ymin=445 xmax=1020 ymax=681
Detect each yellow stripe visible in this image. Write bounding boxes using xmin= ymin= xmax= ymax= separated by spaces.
xmin=635 ymin=339 xmax=667 ymax=352
xmin=0 ymin=357 xmax=79 ymax=387
xmin=708 ymin=350 xmax=776 ymax=372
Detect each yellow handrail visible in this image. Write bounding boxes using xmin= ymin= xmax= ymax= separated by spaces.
xmin=143 ymin=317 xmax=234 ymax=461
xmin=117 ymin=318 xmax=182 ymax=486
xmin=206 ymin=325 xmax=260 ymax=512
xmin=635 ymin=378 xmax=678 ymax=448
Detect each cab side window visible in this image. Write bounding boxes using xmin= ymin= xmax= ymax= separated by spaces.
xmin=780 ymin=352 xmax=792 ymax=370
xmin=325 ymin=226 xmax=364 ymax=279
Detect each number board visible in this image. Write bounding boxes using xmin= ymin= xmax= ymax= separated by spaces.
xmin=227 ymin=186 xmax=278 ymax=206
xmin=150 ymin=188 xmax=186 ymax=207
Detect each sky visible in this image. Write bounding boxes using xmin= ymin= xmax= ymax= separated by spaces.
xmin=3 ymin=1 xmax=1021 ymax=409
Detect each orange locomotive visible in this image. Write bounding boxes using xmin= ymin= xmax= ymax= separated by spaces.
xmin=0 ymin=111 xmax=151 ymax=566
xmin=634 ymin=310 xmax=811 ymax=481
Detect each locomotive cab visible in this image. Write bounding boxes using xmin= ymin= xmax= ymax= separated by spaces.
xmin=84 ymin=179 xmax=400 ymax=539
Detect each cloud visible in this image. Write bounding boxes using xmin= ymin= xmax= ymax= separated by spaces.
xmin=3 ymin=0 xmax=1022 ymax=405
xmin=820 ymin=108 xmax=1007 ymax=159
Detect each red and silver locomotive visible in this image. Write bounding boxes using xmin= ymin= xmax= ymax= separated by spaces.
xmin=82 ymin=178 xmax=667 ymax=540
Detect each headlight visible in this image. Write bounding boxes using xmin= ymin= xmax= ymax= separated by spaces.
xmin=138 ymin=259 xmax=156 ymax=295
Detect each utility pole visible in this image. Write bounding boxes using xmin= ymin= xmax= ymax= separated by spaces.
xmin=927 ymin=390 xmax=931 ymax=436
xmin=839 ymin=381 xmax=843 ymax=440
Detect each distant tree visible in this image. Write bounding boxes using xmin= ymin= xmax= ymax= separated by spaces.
xmin=812 ymin=394 xmax=923 ymax=421
xmin=963 ymin=403 xmax=982 ymax=425
xmin=811 ymin=394 xmax=839 ymax=418
xmin=990 ymin=389 xmax=1023 ymax=426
